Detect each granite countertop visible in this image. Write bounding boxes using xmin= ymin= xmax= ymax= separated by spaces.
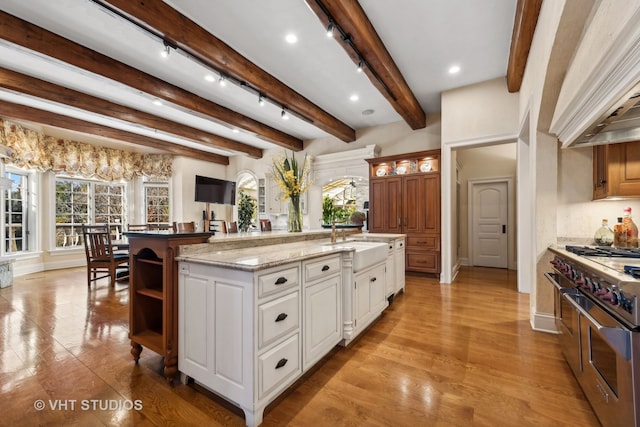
xmin=176 ymin=239 xmax=356 ymax=271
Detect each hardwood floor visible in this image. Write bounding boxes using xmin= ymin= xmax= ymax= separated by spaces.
xmin=0 ymin=266 xmax=599 ymax=426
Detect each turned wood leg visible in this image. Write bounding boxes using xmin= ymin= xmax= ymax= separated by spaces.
xmin=131 ymin=341 xmax=142 ymax=363
xmin=164 ymin=356 xmax=178 ymax=384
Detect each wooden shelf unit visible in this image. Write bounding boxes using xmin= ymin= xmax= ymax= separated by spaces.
xmin=126 ymin=231 xmax=212 ymax=383
xmin=366 ymin=149 xmax=441 ymax=275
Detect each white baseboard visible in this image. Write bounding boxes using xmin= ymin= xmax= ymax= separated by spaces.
xmin=530 ymin=310 xmax=558 ymax=334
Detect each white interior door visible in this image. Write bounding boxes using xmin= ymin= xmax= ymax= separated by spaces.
xmin=471 ymin=181 xmax=508 ymax=268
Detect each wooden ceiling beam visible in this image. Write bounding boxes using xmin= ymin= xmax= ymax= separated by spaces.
xmin=306 ymin=0 xmax=426 ymax=130
xmin=0 ymin=100 xmax=229 ymax=165
xmin=96 ymin=0 xmax=356 ymax=143
xmin=507 ymin=0 xmax=542 ymax=93
xmin=0 ymin=10 xmax=303 ymax=151
xmin=0 ymin=67 xmax=263 ymax=159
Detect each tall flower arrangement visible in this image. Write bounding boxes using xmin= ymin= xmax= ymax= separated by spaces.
xmin=271 ymin=151 xmax=312 ymax=232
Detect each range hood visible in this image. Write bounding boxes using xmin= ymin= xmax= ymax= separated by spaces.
xmin=572 ymin=82 xmax=640 ymax=146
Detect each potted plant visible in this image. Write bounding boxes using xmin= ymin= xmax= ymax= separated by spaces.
xmin=322 ymin=195 xmax=336 ymax=225
xmin=237 ymin=190 xmax=256 ymax=232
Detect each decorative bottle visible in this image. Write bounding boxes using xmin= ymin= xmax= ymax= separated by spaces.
xmin=623 ymin=207 xmax=639 ymax=248
xmin=613 ymin=217 xmax=626 ymax=247
xmin=594 ymin=219 xmax=614 ymax=246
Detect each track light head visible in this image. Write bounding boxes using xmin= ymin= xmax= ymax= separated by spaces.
xmin=326 ymin=22 xmax=334 ymax=38
xmin=258 ymin=94 xmax=265 ymax=106
xmin=281 ymin=108 xmax=290 ymax=120
xmin=160 ymin=41 xmax=171 ymax=58
xmin=218 ymin=75 xmax=227 ymax=87
xmin=357 ymin=61 xmax=364 ymax=73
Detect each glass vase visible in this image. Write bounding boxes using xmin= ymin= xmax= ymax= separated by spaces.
xmin=288 ymin=196 xmax=302 ymax=232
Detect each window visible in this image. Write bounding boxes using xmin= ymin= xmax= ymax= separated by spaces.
xmin=55 ymin=178 xmax=125 ymax=248
xmin=5 ymin=171 xmax=29 ymax=254
xmin=144 ymin=183 xmax=169 ymax=226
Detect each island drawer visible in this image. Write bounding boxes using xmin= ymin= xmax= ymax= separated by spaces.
xmin=303 ymin=255 xmax=341 ymax=283
xmin=258 ymin=333 xmax=301 ymax=399
xmin=257 ymin=265 xmax=300 ymax=298
xmin=258 ymin=290 xmax=300 ymax=349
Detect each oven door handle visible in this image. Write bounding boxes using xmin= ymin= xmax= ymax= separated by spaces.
xmin=544 ymin=272 xmax=575 ymax=294
xmin=562 ymin=293 xmax=631 ymax=360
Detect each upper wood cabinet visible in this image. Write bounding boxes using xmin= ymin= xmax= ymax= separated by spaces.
xmin=366 ymin=150 xmax=441 ymax=275
xmin=593 ymin=141 xmax=640 ymax=200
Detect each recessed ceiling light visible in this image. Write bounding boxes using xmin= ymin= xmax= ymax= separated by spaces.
xmin=204 ymin=74 xmax=215 ymax=82
xmin=285 ymin=33 xmax=298 ymax=44
xmin=232 ymin=128 xmax=240 ymax=133
xmin=448 ymin=65 xmax=461 ymax=74
xmin=350 ymin=94 xmax=359 ymax=102
xmin=153 ymin=99 xmax=163 ymax=106
xmin=362 ymin=109 xmax=374 ymax=116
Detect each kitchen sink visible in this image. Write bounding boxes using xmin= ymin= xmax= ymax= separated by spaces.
xmin=323 ymin=240 xmax=388 ymax=272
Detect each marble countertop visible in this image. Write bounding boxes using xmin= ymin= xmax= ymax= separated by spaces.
xmin=176 ymin=238 xmax=357 ymax=271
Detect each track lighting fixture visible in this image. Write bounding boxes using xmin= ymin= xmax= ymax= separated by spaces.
xmin=326 ymin=21 xmax=334 ymax=38
xmin=281 ymin=108 xmax=290 ymax=120
xmin=160 ymin=41 xmax=171 ymax=58
xmin=258 ymin=94 xmax=265 ymax=106
xmin=357 ymin=61 xmax=364 ymax=73
xmin=218 ymin=75 xmax=227 ymax=87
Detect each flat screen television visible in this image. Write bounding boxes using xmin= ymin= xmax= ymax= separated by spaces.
xmin=195 ymin=175 xmax=236 ymax=205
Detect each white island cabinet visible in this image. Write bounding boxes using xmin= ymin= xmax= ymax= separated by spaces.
xmin=178 ymin=253 xmax=342 ymax=427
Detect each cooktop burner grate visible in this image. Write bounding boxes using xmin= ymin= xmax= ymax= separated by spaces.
xmin=565 ymin=245 xmax=640 ymax=258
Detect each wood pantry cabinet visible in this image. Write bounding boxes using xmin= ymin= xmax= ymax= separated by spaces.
xmin=366 ymin=150 xmax=441 ymax=275
xmin=593 ymin=141 xmax=640 ymax=199
xmin=126 ymin=231 xmax=212 ymax=383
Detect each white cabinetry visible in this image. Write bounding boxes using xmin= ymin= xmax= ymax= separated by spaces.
xmin=302 ymin=255 xmax=342 ymax=370
xmin=179 ymin=253 xmax=342 ymax=427
xmin=394 ymin=237 xmax=406 ymax=295
xmin=342 ymin=256 xmax=388 ymax=346
xmin=266 ymin=174 xmax=285 ymax=214
xmin=382 ymin=237 xmax=406 ymax=299
xmin=266 ymin=175 xmax=308 ymax=215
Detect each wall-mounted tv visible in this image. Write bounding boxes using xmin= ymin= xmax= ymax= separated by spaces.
xmin=195 ymin=175 xmax=236 ymax=205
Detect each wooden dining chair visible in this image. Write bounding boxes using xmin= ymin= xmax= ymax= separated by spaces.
xmin=173 ymin=221 xmax=196 ymax=233
xmin=259 ymin=219 xmax=272 ymax=231
xmin=82 ymin=224 xmax=129 ymax=287
xmin=226 ymin=221 xmax=238 ymax=233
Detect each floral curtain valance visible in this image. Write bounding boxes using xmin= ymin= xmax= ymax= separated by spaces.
xmin=0 ymin=119 xmax=173 ymax=181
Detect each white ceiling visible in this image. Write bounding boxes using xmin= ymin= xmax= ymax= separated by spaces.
xmin=0 ymin=0 xmax=517 ymax=157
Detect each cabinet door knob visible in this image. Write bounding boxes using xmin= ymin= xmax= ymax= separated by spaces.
xmin=275 ymin=313 xmax=288 ymax=322
xmin=275 ymin=358 xmax=288 ymax=369
xmin=274 ymin=277 xmax=288 ymax=285
xmin=321 ymin=265 xmax=330 ymax=271
xmin=370 ymin=277 xmax=377 ymax=282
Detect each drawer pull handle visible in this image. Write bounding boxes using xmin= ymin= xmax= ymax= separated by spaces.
xmin=370 ymin=277 xmax=377 ymax=282
xmin=274 ymin=277 xmax=288 ymax=285
xmin=275 ymin=358 xmax=288 ymax=369
xmin=275 ymin=313 xmax=288 ymax=322
xmin=417 ymin=241 xmax=427 ymax=244
xmin=321 ymin=265 xmax=330 ymax=271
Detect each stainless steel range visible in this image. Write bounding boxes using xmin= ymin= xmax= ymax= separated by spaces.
xmin=547 ymin=245 xmax=640 ymax=427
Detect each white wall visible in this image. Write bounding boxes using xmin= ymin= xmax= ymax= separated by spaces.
xmin=557 ymin=145 xmax=640 ymax=241
xmin=442 ymin=77 xmax=519 ymax=142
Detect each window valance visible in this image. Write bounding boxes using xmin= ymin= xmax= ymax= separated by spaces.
xmin=0 ymin=119 xmax=173 ymax=181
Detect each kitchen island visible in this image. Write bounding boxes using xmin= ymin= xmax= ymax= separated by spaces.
xmin=175 ymin=233 xmax=404 ymax=426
